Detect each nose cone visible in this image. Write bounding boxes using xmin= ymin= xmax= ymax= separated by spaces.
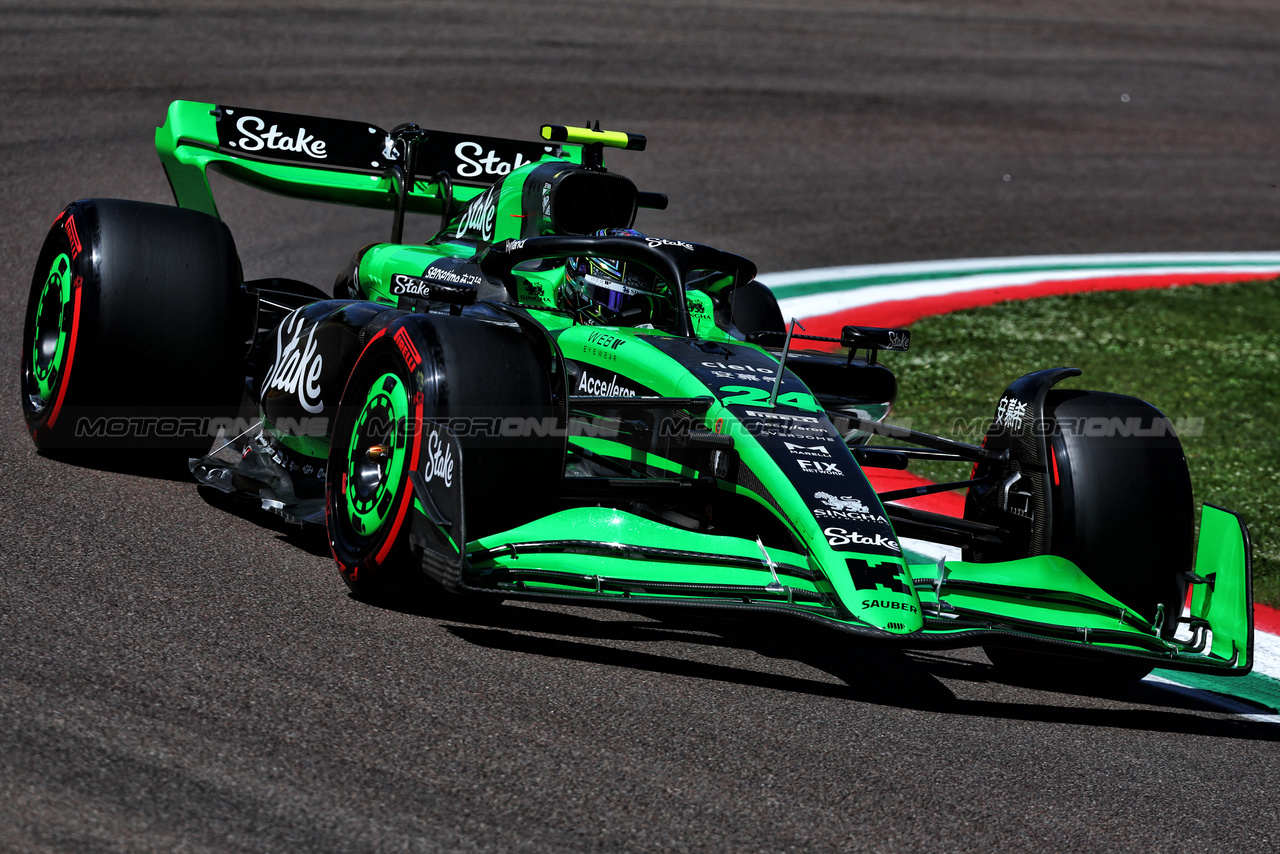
xmin=838 ymin=557 xmax=923 ymax=634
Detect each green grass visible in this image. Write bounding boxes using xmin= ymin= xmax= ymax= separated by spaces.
xmin=878 ymin=278 xmax=1280 ymax=606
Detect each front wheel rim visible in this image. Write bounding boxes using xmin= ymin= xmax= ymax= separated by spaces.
xmin=343 ymin=372 xmax=410 ymax=537
xmin=28 ymin=252 xmax=73 ymax=408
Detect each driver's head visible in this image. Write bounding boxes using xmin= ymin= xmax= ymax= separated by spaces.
xmin=562 ymin=228 xmax=669 ymax=326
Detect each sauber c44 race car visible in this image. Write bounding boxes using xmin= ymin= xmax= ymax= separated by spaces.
xmin=20 ymin=101 xmax=1253 ymax=687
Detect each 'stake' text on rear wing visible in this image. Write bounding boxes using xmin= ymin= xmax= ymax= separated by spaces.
xmin=155 ymin=100 xmax=579 ymax=220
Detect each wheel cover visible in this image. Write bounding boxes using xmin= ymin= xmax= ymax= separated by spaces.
xmin=343 ymin=372 xmax=410 ymax=537
xmin=29 ymin=253 xmax=72 ymax=406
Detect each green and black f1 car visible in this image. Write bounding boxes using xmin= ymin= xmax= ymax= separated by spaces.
xmin=21 ymin=101 xmax=1253 ymax=687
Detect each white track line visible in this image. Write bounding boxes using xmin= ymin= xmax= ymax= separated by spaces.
xmin=770 ymin=263 xmax=1280 ymax=319
xmin=1250 ymin=630 xmax=1280 ymax=682
xmin=759 ymin=252 xmax=1280 ymax=287
xmin=1145 ymin=675 xmax=1280 ymax=725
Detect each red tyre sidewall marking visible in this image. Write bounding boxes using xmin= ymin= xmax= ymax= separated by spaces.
xmin=373 ymin=374 xmax=424 ymax=567
xmin=325 ymin=325 xmax=426 ymax=577
xmin=328 ymin=326 xmax=390 ymax=576
xmin=45 ymin=276 xmax=82 ymax=432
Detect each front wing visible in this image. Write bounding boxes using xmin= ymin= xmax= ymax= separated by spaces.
xmin=441 ymin=503 xmax=1251 ymax=677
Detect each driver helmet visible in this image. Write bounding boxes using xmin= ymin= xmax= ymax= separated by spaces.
xmin=562 ymin=228 xmax=669 ymax=326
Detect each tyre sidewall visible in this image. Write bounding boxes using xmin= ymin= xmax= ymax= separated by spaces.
xmin=326 ymin=331 xmax=425 ymax=594
xmin=1046 ymin=389 xmax=1192 ymax=633
xmin=21 ymin=207 xmax=90 ymax=446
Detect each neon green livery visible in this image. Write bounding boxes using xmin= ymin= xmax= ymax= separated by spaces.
xmin=17 ymin=100 xmax=1254 ymax=691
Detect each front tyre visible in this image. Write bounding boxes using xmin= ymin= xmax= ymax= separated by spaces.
xmin=977 ymin=389 xmax=1193 ymax=686
xmin=326 ymin=336 xmax=423 ymax=598
xmin=326 ymin=313 xmax=564 ymax=604
xmin=1042 ymin=389 xmax=1192 ymax=630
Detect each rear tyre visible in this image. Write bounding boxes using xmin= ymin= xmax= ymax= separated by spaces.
xmin=979 ymin=389 xmax=1192 ymax=686
xmin=21 ymin=199 xmax=246 ymax=451
xmin=326 ymin=314 xmax=563 ymax=602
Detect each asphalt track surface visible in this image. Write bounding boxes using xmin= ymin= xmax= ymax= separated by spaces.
xmin=3 ymin=2 xmax=1280 ymax=851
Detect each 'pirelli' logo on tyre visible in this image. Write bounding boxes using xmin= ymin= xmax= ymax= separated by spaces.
xmin=394 ymin=327 xmax=421 ymax=371
xmin=67 ymin=215 xmax=82 ymax=259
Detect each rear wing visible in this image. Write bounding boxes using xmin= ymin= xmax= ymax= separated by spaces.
xmin=155 ymin=100 xmax=581 ymax=220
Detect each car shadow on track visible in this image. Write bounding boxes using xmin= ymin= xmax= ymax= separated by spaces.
xmin=36 ymin=448 xmax=202 ymax=483
xmin=43 ymin=451 xmax=336 ymax=559
xmin=195 ymin=485 xmax=333 ymax=558
xmin=383 ymin=600 xmax=1280 ymax=742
